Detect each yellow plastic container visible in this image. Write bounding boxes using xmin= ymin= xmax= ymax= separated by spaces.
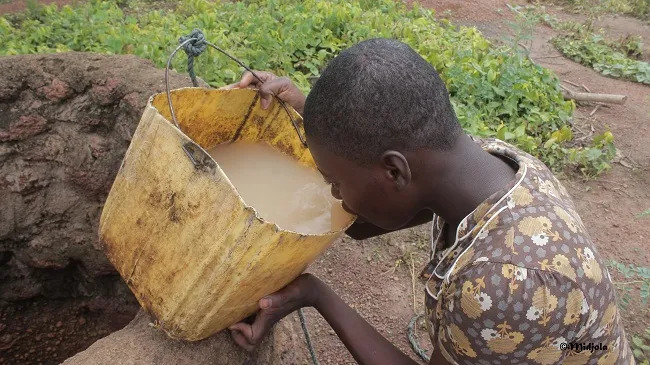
xmin=99 ymin=88 xmax=354 ymax=341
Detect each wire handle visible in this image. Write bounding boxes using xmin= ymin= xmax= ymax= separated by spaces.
xmin=164 ymin=29 xmax=307 ymax=147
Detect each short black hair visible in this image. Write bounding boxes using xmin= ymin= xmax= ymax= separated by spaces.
xmin=303 ymin=38 xmax=463 ymax=164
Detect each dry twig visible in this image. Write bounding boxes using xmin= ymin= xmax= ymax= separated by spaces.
xmin=563 ymin=80 xmax=581 ymax=88
xmin=589 ymin=104 xmax=601 ymax=116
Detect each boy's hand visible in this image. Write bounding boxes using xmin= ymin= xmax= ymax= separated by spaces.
xmin=220 ymin=71 xmax=306 ymax=114
xmin=228 ymin=273 xmax=322 ymax=351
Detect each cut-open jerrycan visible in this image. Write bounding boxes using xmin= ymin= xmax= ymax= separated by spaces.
xmin=99 ymin=33 xmax=354 ymax=341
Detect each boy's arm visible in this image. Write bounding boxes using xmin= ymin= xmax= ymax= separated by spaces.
xmin=229 ymin=274 xmax=420 ymax=365
xmin=313 ymin=277 xmax=420 ymax=365
xmin=346 ymin=209 xmax=434 ymax=240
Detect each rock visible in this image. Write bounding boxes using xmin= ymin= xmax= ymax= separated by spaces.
xmin=90 ymin=78 xmax=125 ymax=106
xmin=0 ymin=52 xmax=205 ymax=302
xmin=63 ymin=310 xmax=308 ymax=365
xmin=0 ymin=52 xmax=312 ymax=365
xmin=37 ymin=78 xmax=73 ymax=102
xmin=0 ymin=114 xmax=49 ymax=142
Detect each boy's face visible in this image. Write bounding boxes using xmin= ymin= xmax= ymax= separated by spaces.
xmin=308 ymin=138 xmax=420 ymax=230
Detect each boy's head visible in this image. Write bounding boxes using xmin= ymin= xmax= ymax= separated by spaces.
xmin=303 ymin=38 xmax=464 ymax=230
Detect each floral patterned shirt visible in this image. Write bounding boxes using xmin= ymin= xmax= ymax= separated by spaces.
xmin=421 ymin=138 xmax=634 ymax=365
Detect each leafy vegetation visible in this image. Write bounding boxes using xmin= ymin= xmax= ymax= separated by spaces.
xmin=631 ymin=328 xmax=650 ymax=365
xmin=564 ymin=129 xmax=616 ymax=176
xmin=0 ymin=0 xmax=617 ymax=173
xmin=608 ymin=260 xmax=650 ymax=364
xmin=539 ymin=0 xmax=650 ymax=21
xmin=552 ymin=34 xmax=650 ymax=84
xmin=608 ymin=260 xmax=650 ymax=309
xmin=514 ymin=4 xmax=650 ymax=85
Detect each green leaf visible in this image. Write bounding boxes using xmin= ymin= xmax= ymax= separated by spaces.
xmin=488 ymin=69 xmax=497 ymax=82
xmin=634 ymin=336 xmax=645 ymax=348
xmin=586 ymin=148 xmax=603 ymax=161
xmin=496 ymin=125 xmax=507 ymax=140
xmin=544 ymin=137 xmax=557 ymax=149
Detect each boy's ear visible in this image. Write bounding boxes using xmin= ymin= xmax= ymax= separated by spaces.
xmin=380 ymin=150 xmax=411 ymax=191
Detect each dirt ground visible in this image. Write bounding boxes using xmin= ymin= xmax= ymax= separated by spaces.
xmin=0 ymin=0 xmax=79 ymax=14
xmin=0 ymin=297 xmax=136 ymax=364
xmin=0 ymin=1 xmax=649 ymax=364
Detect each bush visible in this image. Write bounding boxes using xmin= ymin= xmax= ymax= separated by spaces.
xmin=541 ymin=0 xmax=650 ymax=21
xmin=3 ymin=0 xmax=610 ymax=172
xmin=552 ymin=34 xmax=650 ymax=85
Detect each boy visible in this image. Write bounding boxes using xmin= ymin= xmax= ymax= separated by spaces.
xmin=227 ymin=39 xmax=633 ymax=365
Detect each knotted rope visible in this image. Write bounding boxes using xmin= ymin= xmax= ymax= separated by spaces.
xmin=167 ymin=29 xmax=307 ymax=146
xmin=179 ymin=29 xmax=208 ymax=87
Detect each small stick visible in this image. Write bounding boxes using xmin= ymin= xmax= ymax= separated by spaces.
xmin=381 ymin=264 xmax=397 ymax=277
xmin=410 ymin=253 xmax=417 ymax=315
xmin=536 ymin=55 xmax=564 ymax=59
xmin=506 ymin=3 xmax=523 ymax=15
xmin=589 ymin=104 xmax=601 ymax=116
xmin=518 ymin=42 xmax=530 ymax=53
xmin=536 ymin=59 xmax=565 ymax=65
xmin=559 ymin=84 xmax=574 ymax=93
xmin=626 ymin=155 xmax=641 ymax=167
xmin=582 ymin=84 xmax=591 ymax=93
xmin=573 ymin=126 xmax=589 ymax=137
xmin=563 ymin=80 xmax=581 ymax=88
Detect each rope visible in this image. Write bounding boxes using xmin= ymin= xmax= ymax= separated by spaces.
xmin=299 ymin=308 xmax=320 ymax=365
xmin=178 ymin=28 xmax=208 ymax=87
xmin=173 ymin=29 xmax=308 ymax=146
xmin=174 ymin=30 xmax=315 ymax=362
xmin=408 ymin=314 xmax=431 ymax=363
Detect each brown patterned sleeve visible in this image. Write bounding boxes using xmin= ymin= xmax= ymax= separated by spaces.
xmin=435 ymin=261 xmax=598 ymax=365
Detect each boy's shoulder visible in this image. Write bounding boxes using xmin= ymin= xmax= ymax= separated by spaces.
xmin=424 ymin=138 xmax=634 ymax=364
xmin=456 ymin=137 xmax=604 ymax=284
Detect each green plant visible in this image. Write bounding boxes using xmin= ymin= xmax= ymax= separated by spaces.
xmin=0 ymin=0 xmax=615 ymax=173
xmin=638 ymin=209 xmax=650 ymax=218
xmin=609 ymin=260 xmax=650 ymax=364
xmin=514 ymin=4 xmax=650 ymax=84
xmin=552 ymin=34 xmax=650 ymax=84
xmin=535 ymin=0 xmax=650 ymax=21
xmin=608 ymin=260 xmax=650 ymax=310
xmin=632 ymin=328 xmax=650 ymax=365
xmin=565 ymin=130 xmax=616 ymax=176
xmin=607 ymin=0 xmax=650 ymax=20
xmin=617 ymin=34 xmax=644 ymax=59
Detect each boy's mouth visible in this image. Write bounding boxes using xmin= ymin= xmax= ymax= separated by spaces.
xmin=341 ymin=202 xmax=355 ymax=215
xmin=341 ymin=202 xmax=366 ymax=223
